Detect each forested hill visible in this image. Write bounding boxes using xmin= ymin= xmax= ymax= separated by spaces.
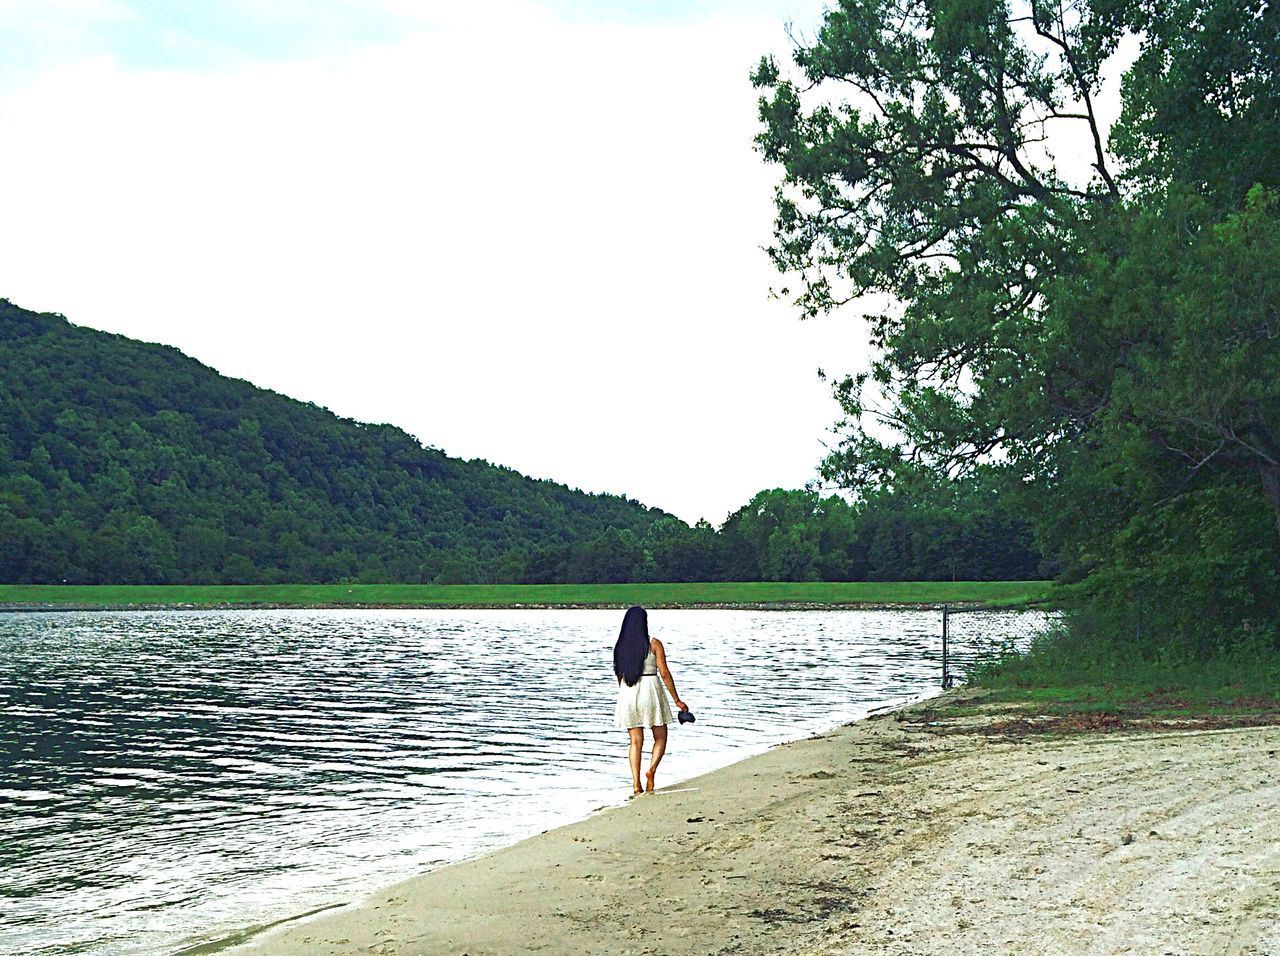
xmin=0 ymin=300 xmax=670 ymax=584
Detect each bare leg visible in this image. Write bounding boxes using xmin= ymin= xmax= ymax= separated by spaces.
xmin=646 ymin=724 xmax=668 ymax=792
xmin=628 ymin=727 xmax=644 ymax=795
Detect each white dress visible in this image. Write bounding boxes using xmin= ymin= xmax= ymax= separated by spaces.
xmin=614 ymin=647 xmax=674 ymax=729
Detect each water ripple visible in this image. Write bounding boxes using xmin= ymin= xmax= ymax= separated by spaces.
xmin=0 ymin=607 xmax=1049 ymax=955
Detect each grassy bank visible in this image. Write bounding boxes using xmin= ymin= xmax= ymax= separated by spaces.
xmin=969 ymin=626 xmax=1280 ymax=716
xmin=0 ymin=580 xmax=1050 ymax=609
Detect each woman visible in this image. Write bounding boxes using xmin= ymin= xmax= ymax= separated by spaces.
xmin=613 ymin=606 xmax=688 ymax=795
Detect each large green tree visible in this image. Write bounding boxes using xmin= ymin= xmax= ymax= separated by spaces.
xmin=753 ymin=0 xmax=1280 ymax=646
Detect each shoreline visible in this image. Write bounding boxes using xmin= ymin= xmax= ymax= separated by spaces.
xmin=0 ymin=581 xmax=1052 ymax=613
xmin=201 ymin=691 xmax=1280 ymax=955
xmin=0 ymin=600 xmax=1013 ymax=613
xmin=177 ymin=693 xmax=930 ymax=956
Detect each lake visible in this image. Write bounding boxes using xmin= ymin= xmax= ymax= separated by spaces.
xmin=0 ymin=607 xmax=1047 ymax=955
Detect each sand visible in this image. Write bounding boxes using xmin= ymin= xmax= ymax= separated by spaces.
xmin=231 ymin=695 xmax=1280 ymax=956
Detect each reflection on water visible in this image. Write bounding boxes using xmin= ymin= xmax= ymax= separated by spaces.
xmin=0 ymin=608 xmax=1046 ymax=955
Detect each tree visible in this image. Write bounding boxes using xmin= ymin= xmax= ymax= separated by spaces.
xmin=642 ymin=517 xmax=723 ymax=583
xmin=752 ymin=0 xmax=1146 ymax=480
xmin=732 ymin=489 xmax=822 ymax=581
xmin=564 ymin=528 xmax=647 ymax=584
xmin=753 ymin=0 xmax=1280 ymax=648
xmin=122 ymin=515 xmax=177 ymax=584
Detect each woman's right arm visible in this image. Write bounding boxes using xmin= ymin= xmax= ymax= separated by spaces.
xmin=652 ymin=638 xmax=687 ymax=712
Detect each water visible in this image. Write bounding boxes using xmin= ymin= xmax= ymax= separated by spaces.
xmin=0 ymin=608 xmax=1046 ymax=955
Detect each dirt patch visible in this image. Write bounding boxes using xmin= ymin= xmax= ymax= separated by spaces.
xmin=973 ymin=710 xmax=1280 ymax=737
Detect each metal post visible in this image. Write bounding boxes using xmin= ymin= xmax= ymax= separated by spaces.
xmin=942 ymin=603 xmax=951 ymax=689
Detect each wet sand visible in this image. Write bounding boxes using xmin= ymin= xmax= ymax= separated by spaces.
xmin=231 ymin=694 xmax=1280 ymax=955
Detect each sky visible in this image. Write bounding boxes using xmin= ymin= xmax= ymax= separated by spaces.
xmin=0 ymin=0 xmax=869 ymax=525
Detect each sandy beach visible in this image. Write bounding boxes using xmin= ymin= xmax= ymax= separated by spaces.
xmin=230 ymin=694 xmax=1280 ymax=956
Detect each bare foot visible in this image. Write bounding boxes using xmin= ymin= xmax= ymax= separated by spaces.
xmin=644 ymin=770 xmax=656 ymax=793
xmin=631 ymin=786 xmax=643 ymax=797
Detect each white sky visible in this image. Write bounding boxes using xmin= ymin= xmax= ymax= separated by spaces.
xmin=0 ymin=0 xmax=874 ymax=525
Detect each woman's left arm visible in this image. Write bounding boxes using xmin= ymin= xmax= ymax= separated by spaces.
xmin=652 ymin=639 xmax=687 ymax=712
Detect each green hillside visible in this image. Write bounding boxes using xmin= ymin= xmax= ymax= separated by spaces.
xmin=0 ymin=301 xmax=669 ymax=584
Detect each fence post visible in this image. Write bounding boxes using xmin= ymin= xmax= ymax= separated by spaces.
xmin=942 ymin=603 xmax=951 ymax=689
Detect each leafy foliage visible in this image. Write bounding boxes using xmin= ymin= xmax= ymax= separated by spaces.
xmin=717 ymin=484 xmax=1041 ymax=583
xmin=0 ymin=302 xmax=669 ymax=584
xmin=0 ymin=302 xmax=1041 ymax=584
xmin=754 ymin=0 xmax=1280 ymax=656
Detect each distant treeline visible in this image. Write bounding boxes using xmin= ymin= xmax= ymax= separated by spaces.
xmin=526 ymin=486 xmax=1042 ymax=584
xmin=0 ymin=302 xmax=1043 ymax=584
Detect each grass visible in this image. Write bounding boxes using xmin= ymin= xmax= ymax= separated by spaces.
xmin=924 ymin=645 xmax=1280 ymax=736
xmin=0 ymin=580 xmax=1051 ymax=609
xmin=967 ymin=627 xmax=1280 ymax=720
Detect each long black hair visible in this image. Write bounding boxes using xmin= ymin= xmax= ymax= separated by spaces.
xmin=614 ymin=606 xmax=650 ymax=686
